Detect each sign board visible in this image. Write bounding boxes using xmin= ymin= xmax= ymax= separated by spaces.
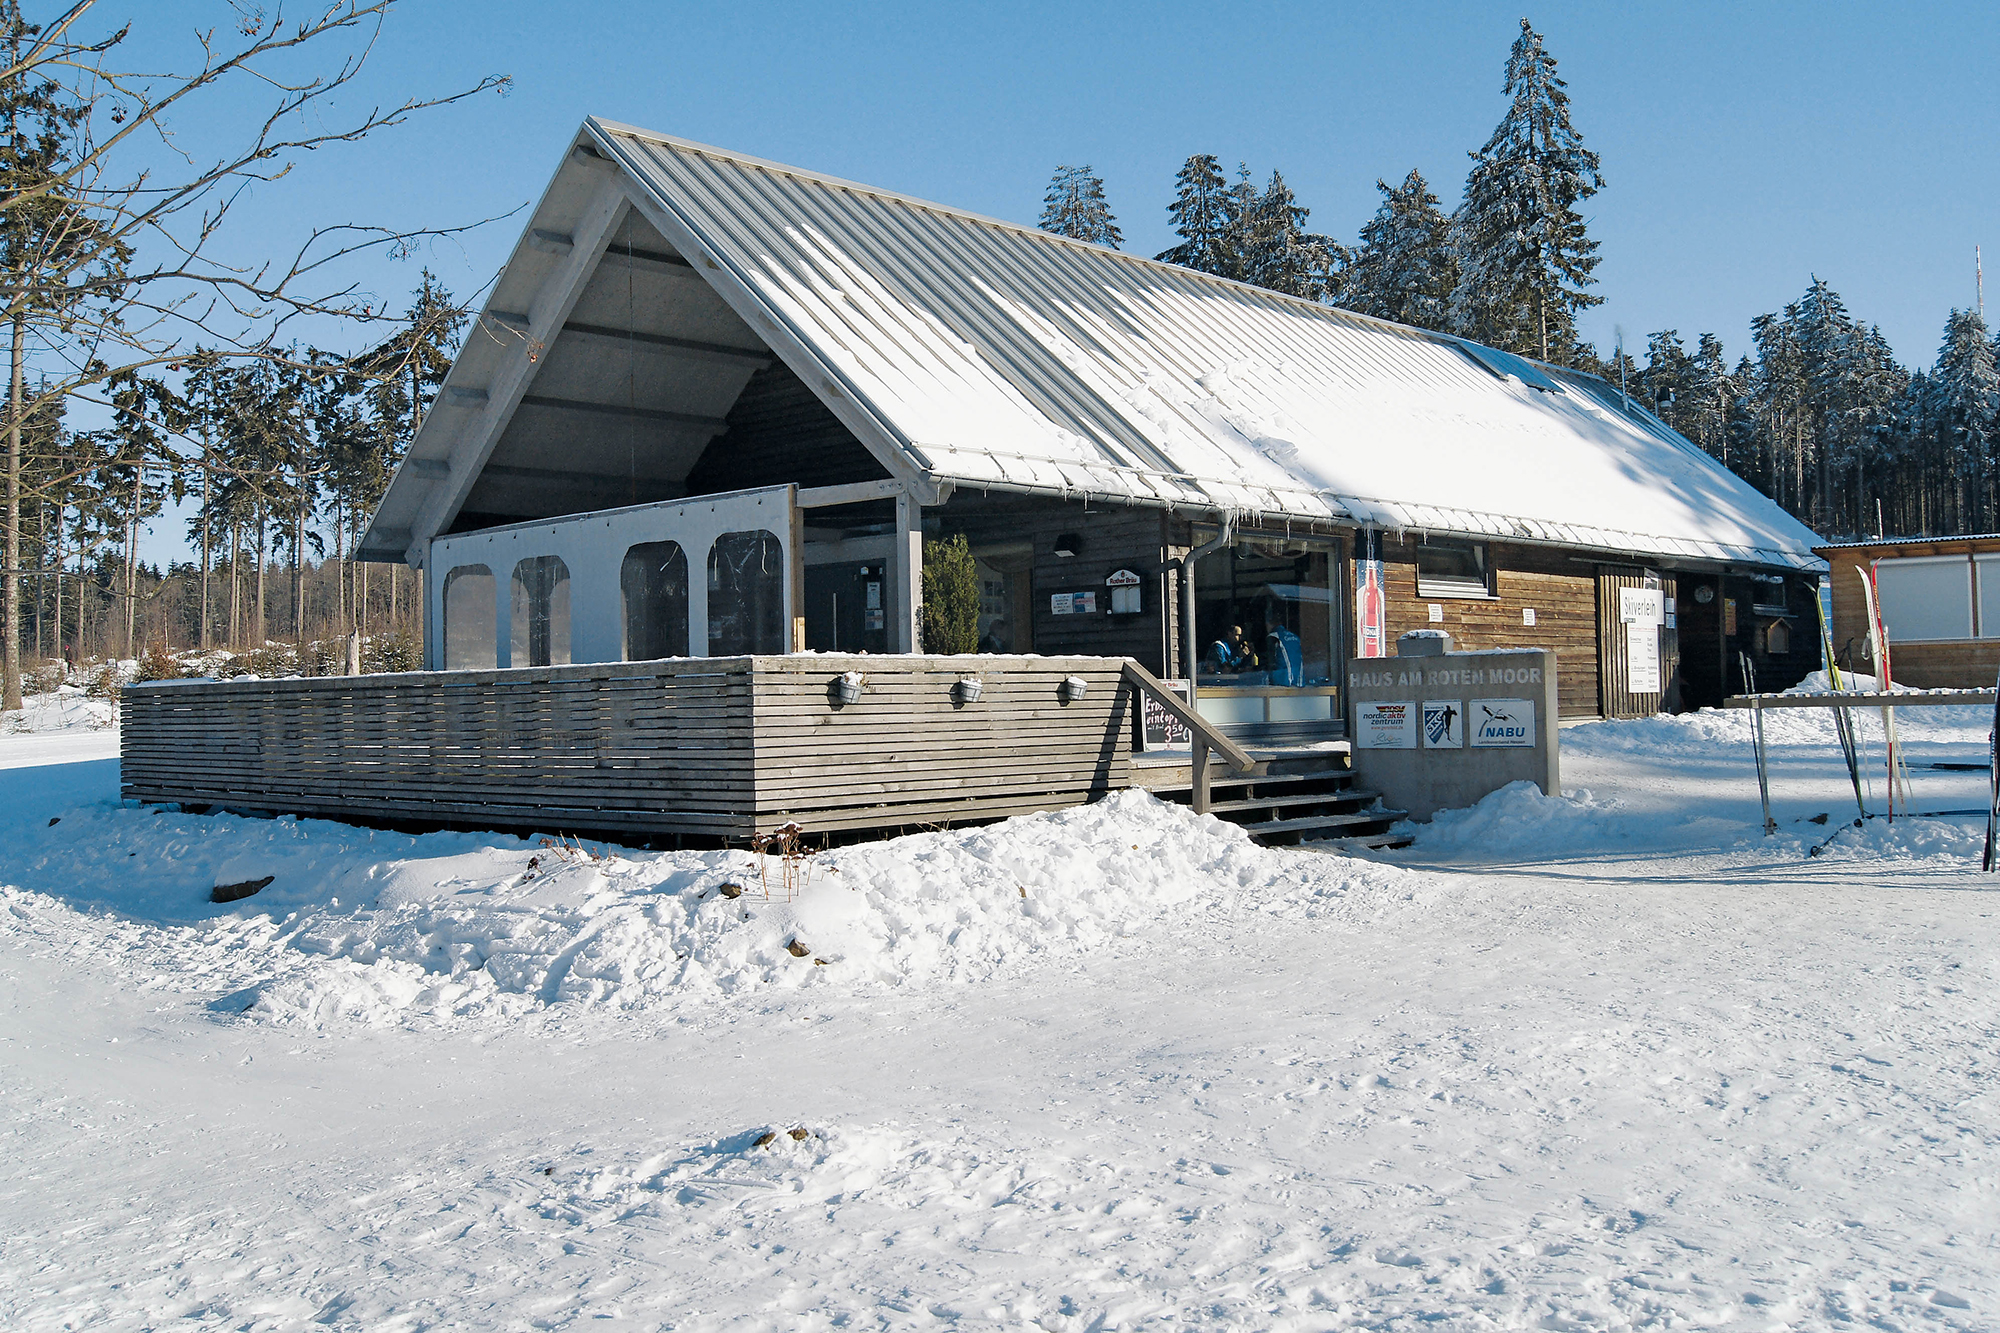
xmin=1421 ymin=699 xmax=1464 ymax=748
xmin=1051 ymin=591 xmax=1097 ymax=615
xmin=1619 ymin=586 xmax=1664 ymax=625
xmin=1356 ymin=553 xmax=1387 ymax=658
xmin=1138 ymin=679 xmax=1193 ymax=750
xmin=1522 ymin=607 xmax=1536 ymax=626
xmin=1105 ymin=569 xmax=1142 ymax=615
xmin=1469 ymin=698 xmax=1535 ymax=747
xmin=1626 ymin=622 xmax=1661 ymax=693
xmin=1356 ymin=699 xmax=1418 ymax=749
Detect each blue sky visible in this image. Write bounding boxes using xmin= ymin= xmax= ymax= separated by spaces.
xmin=108 ymin=0 xmax=1999 ymax=555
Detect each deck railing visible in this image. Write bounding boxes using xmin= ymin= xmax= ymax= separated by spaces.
xmin=121 ymin=654 xmax=1138 ymax=841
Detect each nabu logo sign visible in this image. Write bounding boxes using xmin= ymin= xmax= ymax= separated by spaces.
xmin=1469 ymin=698 xmax=1535 ymax=748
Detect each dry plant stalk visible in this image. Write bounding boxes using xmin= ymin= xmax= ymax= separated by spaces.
xmin=750 ymin=821 xmax=816 ymax=902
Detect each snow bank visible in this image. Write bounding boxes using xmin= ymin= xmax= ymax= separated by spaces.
xmin=5 ymin=787 xmax=1274 ymax=1028
xmin=2 ymin=686 xmax=115 ymax=735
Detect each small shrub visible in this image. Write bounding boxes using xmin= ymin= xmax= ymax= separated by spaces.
xmin=366 ymin=632 xmax=421 ymax=674
xmin=135 ymin=641 xmax=181 ymax=683
xmin=919 ymin=534 xmax=979 ymax=655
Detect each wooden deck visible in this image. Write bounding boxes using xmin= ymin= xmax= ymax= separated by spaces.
xmin=120 ymin=654 xmax=1140 ymax=841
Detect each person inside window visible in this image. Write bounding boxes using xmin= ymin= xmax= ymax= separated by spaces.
xmin=1264 ymin=607 xmax=1303 ymax=687
xmin=978 ymin=618 xmax=1010 ymax=653
xmin=1206 ymin=624 xmax=1258 ymax=673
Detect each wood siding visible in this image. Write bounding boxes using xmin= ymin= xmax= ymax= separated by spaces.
xmin=121 ymin=655 xmax=1133 ymax=840
xmin=684 ymin=359 xmax=891 ymax=495
xmin=1595 ymin=567 xmax=1680 ymax=717
xmin=1377 ymin=541 xmax=1602 ymax=719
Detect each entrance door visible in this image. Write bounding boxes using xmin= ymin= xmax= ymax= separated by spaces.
xmin=803 ymin=562 xmax=889 ymax=653
xmin=1597 ymin=567 xmax=1681 ymax=716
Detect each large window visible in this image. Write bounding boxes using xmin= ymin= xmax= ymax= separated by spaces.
xmin=510 ymin=555 xmax=571 ymax=667
xmin=1874 ymin=557 xmax=1972 ymax=642
xmin=1194 ymin=537 xmax=1338 ymax=689
xmin=1415 ymin=540 xmax=1492 ymax=598
xmin=708 ymin=529 xmax=785 ymax=655
xmin=622 ymin=541 xmax=690 ymax=660
xmin=443 ymin=565 xmax=496 ymax=670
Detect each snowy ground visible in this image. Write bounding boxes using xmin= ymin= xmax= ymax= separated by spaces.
xmin=1 ymin=700 xmax=1996 ymax=1331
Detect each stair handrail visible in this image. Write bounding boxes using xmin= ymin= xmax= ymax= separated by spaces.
xmin=1121 ymin=660 xmax=1254 ymax=814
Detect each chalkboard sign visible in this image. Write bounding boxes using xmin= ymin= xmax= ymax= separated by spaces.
xmin=1139 ymin=679 xmax=1194 ymax=749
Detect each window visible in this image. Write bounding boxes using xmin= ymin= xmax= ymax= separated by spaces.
xmin=1874 ymin=557 xmax=1972 ymax=642
xmin=510 ymin=555 xmax=571 ymax=667
xmin=1194 ymin=537 xmax=1338 ymax=689
xmin=621 ymin=541 xmax=689 ymax=660
xmin=443 ymin=565 xmax=495 ymax=670
xmin=1415 ymin=541 xmax=1492 ymax=598
xmin=1751 ymin=577 xmax=1790 ymax=618
xmin=707 ymin=529 xmax=785 ymax=655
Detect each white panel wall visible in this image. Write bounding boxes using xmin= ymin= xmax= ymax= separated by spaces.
xmin=425 ymin=484 xmax=798 ymax=669
xmin=1873 ymin=555 xmax=1973 ymax=643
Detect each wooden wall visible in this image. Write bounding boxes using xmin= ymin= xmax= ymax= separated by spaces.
xmin=122 ymin=655 xmax=1134 ymax=841
xmin=684 ymin=360 xmax=892 ymax=495
xmin=942 ymin=497 xmax=1178 ymax=675
xmin=1375 ymin=539 xmax=1602 ymax=719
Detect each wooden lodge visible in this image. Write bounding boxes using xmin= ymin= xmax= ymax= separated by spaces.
xmin=123 ymin=121 xmax=1828 ymax=842
xmin=1816 ymin=534 xmax=2000 ymax=688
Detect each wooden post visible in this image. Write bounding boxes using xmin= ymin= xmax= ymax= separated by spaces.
xmin=1192 ymin=735 xmax=1210 ymax=814
xmin=893 ymin=489 xmax=922 ymax=654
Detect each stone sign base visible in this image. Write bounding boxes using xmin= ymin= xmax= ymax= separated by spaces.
xmin=1346 ymin=647 xmax=1559 ymax=821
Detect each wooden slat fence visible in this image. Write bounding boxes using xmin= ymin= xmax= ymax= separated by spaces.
xmin=121 ymin=654 xmax=1134 ymax=840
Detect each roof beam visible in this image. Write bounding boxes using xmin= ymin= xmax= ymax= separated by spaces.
xmin=528 ymin=229 xmax=575 ymax=255
xmin=398 ymin=174 xmax=634 ymax=559
xmin=517 ymin=393 xmax=728 ymax=430
xmin=560 ymin=320 xmax=771 ymax=367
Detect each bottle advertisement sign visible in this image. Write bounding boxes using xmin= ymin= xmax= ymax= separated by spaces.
xmin=1355 ymin=700 xmax=1417 ymax=749
xmin=1050 ymin=591 xmax=1097 ymax=615
xmin=1469 ymin=698 xmax=1535 ymax=747
xmin=1356 ymin=531 xmax=1386 ymax=658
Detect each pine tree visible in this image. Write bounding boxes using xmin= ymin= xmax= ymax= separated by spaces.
xmin=1932 ymin=308 xmax=1999 ymax=529
xmin=1038 ymin=165 xmax=1122 ymax=249
xmin=1157 ymin=154 xmax=1239 ymax=278
xmin=1342 ymin=170 xmax=1455 ymax=330
xmin=1448 ymin=18 xmax=1605 ymax=364
xmin=1238 ymin=170 xmax=1343 ymax=302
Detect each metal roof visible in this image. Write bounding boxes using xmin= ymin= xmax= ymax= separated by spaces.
xmin=363 ymin=120 xmax=1828 ymax=572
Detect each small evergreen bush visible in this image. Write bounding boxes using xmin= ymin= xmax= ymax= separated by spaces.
xmin=920 ymin=534 xmax=980 ymax=655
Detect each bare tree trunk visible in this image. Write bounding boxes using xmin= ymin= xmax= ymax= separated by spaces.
xmin=228 ymin=521 xmax=241 ymax=648
xmin=51 ymin=506 xmax=63 ymax=673
xmin=4 ymin=312 xmax=23 ymax=711
xmin=123 ymin=473 xmax=140 ymax=660
xmin=291 ymin=497 xmax=306 ymax=649
xmin=198 ymin=427 xmax=212 ymax=650
xmin=254 ymin=509 xmax=267 ymax=647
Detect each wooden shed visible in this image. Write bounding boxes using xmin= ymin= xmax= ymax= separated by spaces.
xmin=1816 ymin=535 xmax=2000 ymax=688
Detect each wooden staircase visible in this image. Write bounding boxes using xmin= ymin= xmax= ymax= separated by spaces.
xmin=1143 ymin=754 xmax=1411 ymax=849
xmin=1119 ymin=662 xmax=1409 ymax=851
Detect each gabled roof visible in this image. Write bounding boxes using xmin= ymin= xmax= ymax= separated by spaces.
xmin=363 ymin=119 xmax=1825 ymax=571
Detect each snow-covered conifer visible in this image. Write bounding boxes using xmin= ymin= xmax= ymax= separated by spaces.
xmin=1342 ymin=170 xmax=1455 ymax=331
xmin=1157 ymin=154 xmax=1239 ymax=278
xmin=1238 ymin=170 xmax=1343 ymax=302
xmin=1448 ymin=18 xmax=1604 ymax=364
xmin=1039 ymin=165 xmax=1122 ymax=249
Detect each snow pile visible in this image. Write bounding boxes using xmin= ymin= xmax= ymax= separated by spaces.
xmin=1406 ymin=778 xmax=1642 ymax=854
xmin=2 ymin=685 xmax=116 ymax=735
xmin=34 ymin=789 xmax=1267 ymax=1027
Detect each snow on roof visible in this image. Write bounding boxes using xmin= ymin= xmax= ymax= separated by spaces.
xmin=374 ymin=120 xmax=1825 ymax=571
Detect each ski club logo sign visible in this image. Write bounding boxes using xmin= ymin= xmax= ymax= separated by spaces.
xmin=1421 ymin=700 xmax=1464 ymax=748
xmin=1469 ymin=698 xmax=1535 ymax=748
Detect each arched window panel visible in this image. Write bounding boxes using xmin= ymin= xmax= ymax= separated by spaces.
xmin=442 ymin=565 xmax=495 ymax=670
xmin=707 ymin=529 xmax=785 ymax=656
xmin=621 ymin=541 xmax=689 ymax=660
xmin=510 ymin=555 xmax=572 ymax=668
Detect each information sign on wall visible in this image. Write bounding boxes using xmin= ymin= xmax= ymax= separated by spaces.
xmin=1051 ymin=591 xmax=1097 ymax=615
xmin=1356 ymin=700 xmax=1418 ymax=749
xmin=1469 ymin=698 xmax=1535 ymax=747
xmin=1105 ymin=568 xmax=1142 ymax=615
xmin=1626 ymin=624 xmax=1662 ymax=693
